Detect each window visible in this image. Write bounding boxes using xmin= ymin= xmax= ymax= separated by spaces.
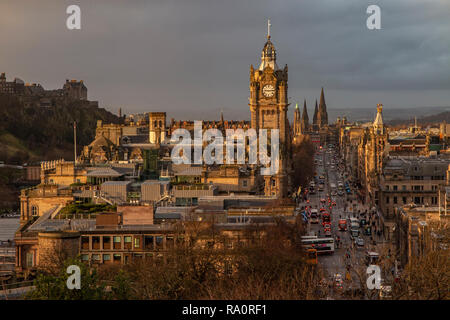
xmin=92 ymin=236 xmax=100 ymax=250
xmin=386 ymin=185 xmax=389 ymax=191
xmin=103 ymin=236 xmax=111 ymax=250
xmin=393 ymin=185 xmax=398 ymax=191
xmin=393 ymin=197 xmax=397 ymax=204
xmin=92 ymin=254 xmax=100 ymax=261
xmin=166 ymin=236 xmax=174 ymax=249
xmin=402 ymin=197 xmax=407 ymax=204
xmin=81 ymin=254 xmax=89 ymax=261
xmin=103 ymin=254 xmax=111 ymax=262
xmin=242 ymin=180 xmax=248 ymax=187
xmin=156 ymin=236 xmax=164 ymax=249
xmin=134 ymin=237 xmax=140 ymax=248
xmin=26 ymin=252 xmax=34 ymax=267
xmin=386 ymin=196 xmax=389 ymax=204
xmin=124 ymin=236 xmax=132 ymax=249
xmin=402 ymin=185 xmax=406 ymax=191
xmin=113 ymin=254 xmax=121 ymax=263
xmin=113 ymin=236 xmax=122 ymax=249
xmin=145 ymin=236 xmax=154 ymax=250
xmin=81 ymin=236 xmax=89 ymax=250
xmin=31 ymin=206 xmax=38 ymax=216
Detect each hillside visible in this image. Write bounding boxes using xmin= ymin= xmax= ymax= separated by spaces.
xmin=388 ymin=111 xmax=450 ymax=126
xmin=0 ymin=94 xmax=122 ymax=164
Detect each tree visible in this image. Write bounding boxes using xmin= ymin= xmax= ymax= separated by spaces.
xmin=291 ymin=137 xmax=315 ymax=191
xmin=26 ymin=258 xmax=106 ymax=300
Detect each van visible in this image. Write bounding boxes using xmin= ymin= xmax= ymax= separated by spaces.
xmin=365 ymin=251 xmax=380 ymax=265
xmin=310 ymin=209 xmax=319 ymax=224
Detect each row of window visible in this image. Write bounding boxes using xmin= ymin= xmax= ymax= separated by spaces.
xmin=81 ymin=235 xmax=174 ymax=251
xmin=386 ymin=196 xmax=437 ymax=205
xmin=387 ymin=175 xmax=445 ymax=181
xmin=385 ymin=185 xmax=439 ymax=191
xmin=80 ymin=252 xmax=165 ymax=264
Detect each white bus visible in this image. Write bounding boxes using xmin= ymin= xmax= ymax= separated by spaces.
xmin=301 ymin=237 xmax=335 ymax=254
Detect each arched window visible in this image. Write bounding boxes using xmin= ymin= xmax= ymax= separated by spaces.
xmin=31 ymin=206 xmax=38 ymax=216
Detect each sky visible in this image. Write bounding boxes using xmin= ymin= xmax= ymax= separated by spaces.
xmin=0 ymin=0 xmax=449 ymax=121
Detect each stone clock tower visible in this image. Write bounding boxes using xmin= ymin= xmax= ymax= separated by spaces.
xmin=249 ymin=21 xmax=289 ymax=198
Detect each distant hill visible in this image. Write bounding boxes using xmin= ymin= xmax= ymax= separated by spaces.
xmin=388 ymin=111 xmax=450 ymax=126
xmin=0 ymin=94 xmax=122 ymax=164
xmin=328 ymin=106 xmax=450 ymax=123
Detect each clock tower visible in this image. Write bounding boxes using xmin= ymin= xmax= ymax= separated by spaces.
xmin=249 ymin=20 xmax=289 ymax=198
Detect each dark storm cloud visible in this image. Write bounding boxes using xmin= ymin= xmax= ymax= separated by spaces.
xmin=0 ymin=0 xmax=449 ymax=120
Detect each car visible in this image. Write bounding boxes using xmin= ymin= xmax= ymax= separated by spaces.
xmin=333 ymin=274 xmax=344 ymax=290
xmin=323 ymin=223 xmax=331 ymax=230
xmin=355 ymin=237 xmax=365 ymax=247
xmin=379 ymin=285 xmax=392 ymax=299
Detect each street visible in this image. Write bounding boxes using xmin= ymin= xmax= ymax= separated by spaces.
xmin=298 ymin=145 xmax=388 ymax=299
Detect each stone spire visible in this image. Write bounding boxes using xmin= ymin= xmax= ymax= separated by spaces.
xmin=373 ymin=103 xmax=384 ymax=134
xmin=313 ymin=99 xmax=319 ymax=130
xmin=301 ymin=99 xmax=309 ymax=133
xmin=318 ymin=87 xmax=328 ymax=127
xmin=293 ymin=103 xmax=301 ymax=136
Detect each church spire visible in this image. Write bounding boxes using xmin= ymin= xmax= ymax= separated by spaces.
xmin=301 ymin=99 xmax=309 ymax=133
xmin=293 ymin=103 xmax=301 ymax=136
xmin=313 ymin=99 xmax=319 ymax=125
xmin=318 ymin=87 xmax=328 ymax=127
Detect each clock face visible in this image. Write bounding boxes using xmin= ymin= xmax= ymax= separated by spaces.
xmin=262 ymin=84 xmax=275 ymax=98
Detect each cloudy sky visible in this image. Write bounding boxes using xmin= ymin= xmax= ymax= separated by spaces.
xmin=1 ymin=0 xmax=449 ymax=121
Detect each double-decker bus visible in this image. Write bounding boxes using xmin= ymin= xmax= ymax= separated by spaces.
xmin=322 ymin=212 xmax=331 ymax=225
xmin=301 ymin=236 xmax=335 ymax=254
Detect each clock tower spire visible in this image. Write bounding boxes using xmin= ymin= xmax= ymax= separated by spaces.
xmin=249 ymin=20 xmax=289 ymax=198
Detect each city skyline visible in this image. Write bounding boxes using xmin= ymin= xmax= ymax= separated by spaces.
xmin=1 ymin=0 xmax=449 ymax=120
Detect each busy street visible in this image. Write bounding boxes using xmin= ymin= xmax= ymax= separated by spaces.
xmin=297 ymin=144 xmax=390 ymax=299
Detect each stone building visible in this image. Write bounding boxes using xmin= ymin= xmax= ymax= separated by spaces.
xmin=149 ymin=112 xmax=167 ymax=144
xmin=379 ymin=156 xmax=449 ymax=220
xmin=63 ymin=79 xmax=87 ymax=100
xmin=394 ymin=204 xmax=449 ymax=266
